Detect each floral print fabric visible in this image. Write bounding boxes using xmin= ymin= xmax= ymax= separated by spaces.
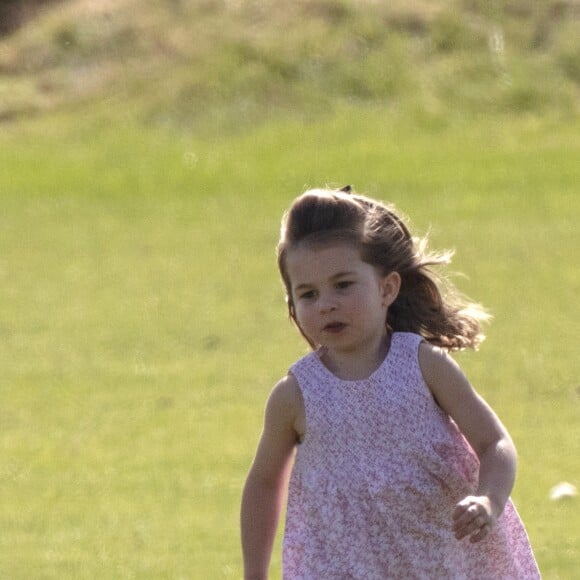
xmin=283 ymin=332 xmax=540 ymax=579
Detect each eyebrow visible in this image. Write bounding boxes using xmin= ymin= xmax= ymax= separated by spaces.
xmin=293 ymin=271 xmax=357 ymax=291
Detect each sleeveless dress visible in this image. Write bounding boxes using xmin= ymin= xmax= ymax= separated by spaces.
xmin=283 ymin=332 xmax=540 ymax=579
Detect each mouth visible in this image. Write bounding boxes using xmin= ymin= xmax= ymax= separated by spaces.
xmin=323 ymin=322 xmax=347 ymax=334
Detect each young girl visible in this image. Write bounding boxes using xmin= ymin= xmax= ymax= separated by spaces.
xmin=241 ymin=187 xmax=540 ymax=579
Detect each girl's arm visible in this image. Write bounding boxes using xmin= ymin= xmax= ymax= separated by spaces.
xmin=419 ymin=343 xmax=518 ymax=544
xmin=241 ymin=374 xmax=302 ymax=580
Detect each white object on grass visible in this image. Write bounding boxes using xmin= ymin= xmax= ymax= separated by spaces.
xmin=549 ymin=482 xmax=578 ymax=501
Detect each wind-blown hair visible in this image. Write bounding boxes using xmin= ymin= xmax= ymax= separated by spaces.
xmin=277 ymin=187 xmax=489 ymax=351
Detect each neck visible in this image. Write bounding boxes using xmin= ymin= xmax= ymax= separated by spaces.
xmin=322 ymin=333 xmax=391 ymax=381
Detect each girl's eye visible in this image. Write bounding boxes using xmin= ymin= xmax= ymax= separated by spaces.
xmin=299 ymin=290 xmax=317 ymax=300
xmin=336 ymin=281 xmax=353 ymax=289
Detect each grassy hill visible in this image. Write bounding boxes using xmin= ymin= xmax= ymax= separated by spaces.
xmin=0 ymin=0 xmax=579 ymax=130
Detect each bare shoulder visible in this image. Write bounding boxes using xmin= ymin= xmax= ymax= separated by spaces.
xmin=268 ymin=373 xmax=302 ymax=414
xmin=418 ymin=341 xmax=463 ymax=384
xmin=247 ymin=374 xmax=304 ymax=486
xmin=418 ymin=340 xmax=475 ymax=411
xmin=265 ymin=373 xmax=305 ymax=434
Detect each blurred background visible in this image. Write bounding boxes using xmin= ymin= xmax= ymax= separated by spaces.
xmin=1 ymin=0 xmax=580 ymax=128
xmin=0 ymin=1 xmax=578 ymax=578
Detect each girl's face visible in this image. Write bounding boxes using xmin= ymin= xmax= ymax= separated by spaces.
xmin=285 ymin=242 xmax=400 ymax=356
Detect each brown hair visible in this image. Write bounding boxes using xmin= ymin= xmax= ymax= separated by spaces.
xmin=277 ymin=187 xmax=489 ymax=351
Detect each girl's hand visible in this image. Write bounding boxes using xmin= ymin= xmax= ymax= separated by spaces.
xmin=452 ymin=496 xmax=497 ymax=543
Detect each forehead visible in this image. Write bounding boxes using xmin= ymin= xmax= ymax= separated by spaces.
xmin=285 ymin=242 xmax=370 ymax=286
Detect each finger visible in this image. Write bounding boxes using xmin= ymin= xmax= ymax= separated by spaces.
xmin=469 ymin=523 xmax=491 ymax=543
xmin=452 ymin=501 xmax=475 ymax=522
xmin=454 ymin=514 xmax=487 ymax=539
xmin=452 ymin=504 xmax=468 ymax=521
xmin=452 ymin=504 xmax=479 ymax=530
xmin=452 ymin=497 xmax=475 ymax=520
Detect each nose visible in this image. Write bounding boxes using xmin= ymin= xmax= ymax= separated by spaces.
xmin=318 ymin=294 xmax=337 ymax=314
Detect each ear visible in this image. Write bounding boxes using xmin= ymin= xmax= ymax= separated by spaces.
xmin=380 ymin=272 xmax=401 ymax=308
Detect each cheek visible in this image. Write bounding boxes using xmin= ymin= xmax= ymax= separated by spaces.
xmin=294 ymin=304 xmax=319 ymax=333
xmin=294 ymin=303 xmax=312 ymax=324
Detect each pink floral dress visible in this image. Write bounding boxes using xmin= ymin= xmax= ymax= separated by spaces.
xmin=283 ymin=332 xmax=540 ymax=579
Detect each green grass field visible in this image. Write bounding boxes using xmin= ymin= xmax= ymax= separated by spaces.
xmin=0 ymin=108 xmax=578 ymax=578
xmin=0 ymin=0 xmax=579 ymax=577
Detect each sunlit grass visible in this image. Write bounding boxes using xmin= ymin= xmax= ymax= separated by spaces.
xmin=0 ymin=108 xmax=578 ymax=577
